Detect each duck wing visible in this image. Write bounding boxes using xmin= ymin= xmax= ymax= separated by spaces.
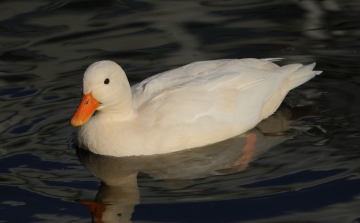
xmin=135 ymin=60 xmax=305 ymax=129
xmin=131 ymin=58 xmax=280 ymax=109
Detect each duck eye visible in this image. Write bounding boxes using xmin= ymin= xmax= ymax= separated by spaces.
xmin=104 ymin=78 xmax=110 ymax=84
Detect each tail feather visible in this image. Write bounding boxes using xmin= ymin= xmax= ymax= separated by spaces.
xmin=287 ymin=62 xmax=322 ymax=90
xmin=259 ymin=62 xmax=322 ymax=120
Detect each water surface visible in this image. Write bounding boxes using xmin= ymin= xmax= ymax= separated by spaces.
xmin=1 ymin=0 xmax=360 ymax=222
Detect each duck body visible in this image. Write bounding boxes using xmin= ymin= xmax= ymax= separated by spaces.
xmin=73 ymin=59 xmax=321 ymax=156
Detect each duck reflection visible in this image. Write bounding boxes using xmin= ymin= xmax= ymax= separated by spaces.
xmin=76 ymin=105 xmax=308 ymax=223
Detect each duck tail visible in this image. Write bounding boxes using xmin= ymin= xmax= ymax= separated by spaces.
xmin=287 ymin=62 xmax=322 ymax=90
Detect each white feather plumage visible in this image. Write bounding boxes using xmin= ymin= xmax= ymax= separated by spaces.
xmin=75 ymin=58 xmax=321 ymax=156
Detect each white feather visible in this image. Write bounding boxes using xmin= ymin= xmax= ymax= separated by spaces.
xmin=75 ymin=58 xmax=321 ymax=156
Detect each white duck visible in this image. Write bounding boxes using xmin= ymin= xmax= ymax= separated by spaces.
xmin=71 ymin=58 xmax=321 ymax=156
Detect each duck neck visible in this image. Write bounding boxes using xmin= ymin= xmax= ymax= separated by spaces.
xmin=97 ymin=88 xmax=135 ymax=121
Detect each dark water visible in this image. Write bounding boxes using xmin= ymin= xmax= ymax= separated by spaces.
xmin=1 ymin=0 xmax=360 ymax=222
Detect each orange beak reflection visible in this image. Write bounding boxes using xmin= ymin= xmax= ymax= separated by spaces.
xmin=70 ymin=92 xmax=100 ymax=127
xmin=76 ymin=200 xmax=108 ymax=223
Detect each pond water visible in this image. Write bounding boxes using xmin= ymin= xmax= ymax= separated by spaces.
xmin=1 ymin=0 xmax=360 ymax=222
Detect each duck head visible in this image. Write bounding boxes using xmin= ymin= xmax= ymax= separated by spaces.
xmin=71 ymin=61 xmax=133 ymax=127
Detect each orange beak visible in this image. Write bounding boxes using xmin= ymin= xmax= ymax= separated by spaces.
xmin=70 ymin=92 xmax=100 ymax=127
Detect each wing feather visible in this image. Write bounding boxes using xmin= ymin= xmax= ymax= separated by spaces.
xmin=131 ymin=59 xmax=280 ymax=109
